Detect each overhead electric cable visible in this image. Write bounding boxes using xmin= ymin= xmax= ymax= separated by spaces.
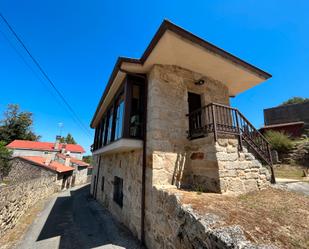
xmin=0 ymin=12 xmax=91 ymax=138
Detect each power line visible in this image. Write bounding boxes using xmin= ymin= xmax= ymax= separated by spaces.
xmin=0 ymin=28 xmax=89 ymax=138
xmin=0 ymin=29 xmax=69 ymax=110
xmin=0 ymin=12 xmax=92 ymax=138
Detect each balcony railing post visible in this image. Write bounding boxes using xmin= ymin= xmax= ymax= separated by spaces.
xmin=211 ymin=104 xmax=218 ymax=142
xmin=234 ymin=110 xmax=243 ymax=151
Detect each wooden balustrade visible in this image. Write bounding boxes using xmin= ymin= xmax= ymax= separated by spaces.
xmin=187 ymin=103 xmax=276 ymax=183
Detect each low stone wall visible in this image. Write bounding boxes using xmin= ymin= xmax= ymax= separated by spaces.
xmin=7 ymin=158 xmax=56 ymax=184
xmin=0 ymin=176 xmax=57 ymax=236
xmin=145 ymin=186 xmax=275 ymax=249
xmin=176 ymin=136 xmax=271 ymax=194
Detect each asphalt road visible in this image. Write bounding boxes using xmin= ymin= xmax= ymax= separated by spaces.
xmin=15 ymin=184 xmax=143 ymax=249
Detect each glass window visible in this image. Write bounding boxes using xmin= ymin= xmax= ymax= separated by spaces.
xmin=114 ymin=94 xmax=125 ymax=140
xmin=106 ymin=108 xmax=114 ymax=144
xmin=94 ymin=126 xmax=99 ymax=150
xmin=130 ymin=84 xmax=142 ymax=137
xmin=99 ymin=117 xmax=105 ymax=148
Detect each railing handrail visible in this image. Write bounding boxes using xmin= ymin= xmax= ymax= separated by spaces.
xmin=187 ymin=102 xmax=275 ymax=183
xmin=235 ymin=108 xmax=271 ymax=145
xmin=187 ymin=103 xmax=271 ymax=145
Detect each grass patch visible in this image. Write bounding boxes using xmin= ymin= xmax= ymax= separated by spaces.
xmin=172 ymin=187 xmax=309 ymax=249
xmin=275 ymin=164 xmax=307 ymax=180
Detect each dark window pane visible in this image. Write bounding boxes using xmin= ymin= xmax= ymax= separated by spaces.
xmin=101 ymin=176 xmax=104 ymax=191
xmin=113 ymin=176 xmax=123 ymax=207
xmin=115 ymin=99 xmax=124 ymax=140
xmin=130 ymin=84 xmax=142 ymax=137
xmin=100 ymin=118 xmax=105 ymax=148
xmin=94 ymin=128 xmax=98 ymax=150
xmin=107 ymin=109 xmax=113 ymax=144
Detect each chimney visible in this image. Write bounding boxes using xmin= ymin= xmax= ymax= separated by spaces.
xmin=65 ymin=154 xmax=71 ymax=167
xmin=61 ymin=143 xmax=67 ymax=154
xmin=54 ymin=135 xmax=61 ymax=150
xmin=45 ymin=153 xmax=52 ymax=166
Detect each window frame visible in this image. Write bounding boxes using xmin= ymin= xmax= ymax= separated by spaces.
xmin=93 ymin=74 xmax=146 ymax=150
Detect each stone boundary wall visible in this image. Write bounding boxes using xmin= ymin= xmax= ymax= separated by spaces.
xmin=145 ymin=186 xmax=276 ymax=249
xmin=6 ymin=158 xmax=56 ymax=185
xmin=0 ymin=176 xmax=57 ymax=236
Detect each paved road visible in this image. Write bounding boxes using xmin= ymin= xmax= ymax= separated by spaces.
xmin=15 ymin=185 xmax=143 ymax=249
xmin=275 ymin=178 xmax=309 ymax=196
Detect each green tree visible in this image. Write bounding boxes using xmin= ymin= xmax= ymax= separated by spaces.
xmin=281 ymin=97 xmax=309 ymax=106
xmin=0 ymin=141 xmax=12 ymax=181
xmin=0 ymin=104 xmax=40 ymax=144
xmin=82 ymin=155 xmax=93 ymax=165
xmin=60 ymin=133 xmax=77 ymax=144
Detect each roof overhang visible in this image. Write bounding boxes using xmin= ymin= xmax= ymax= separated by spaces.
xmin=91 ymin=20 xmax=271 ymax=128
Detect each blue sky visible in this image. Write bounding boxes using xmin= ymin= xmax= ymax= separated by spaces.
xmin=0 ymin=0 xmax=308 ymax=154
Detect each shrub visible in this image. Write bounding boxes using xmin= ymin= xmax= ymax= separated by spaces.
xmin=280 ymin=97 xmax=309 ymax=106
xmin=264 ymin=131 xmax=293 ymax=153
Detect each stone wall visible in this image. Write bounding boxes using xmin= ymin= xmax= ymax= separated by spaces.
xmin=6 ymin=158 xmax=56 ymax=184
xmin=0 ymin=176 xmax=57 ymax=236
xmin=145 ymin=186 xmax=275 ymax=249
xmin=146 ymin=64 xmax=230 ymax=187
xmin=146 ymin=64 xmax=270 ymax=194
xmin=183 ymin=136 xmax=270 ymax=194
xmin=93 ymin=150 xmax=143 ymax=239
xmin=74 ymin=167 xmax=89 ymax=185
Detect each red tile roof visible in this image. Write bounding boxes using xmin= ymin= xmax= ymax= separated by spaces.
xmin=56 ymin=153 xmax=89 ymax=167
xmin=18 ymin=156 xmax=74 ymax=173
xmin=7 ymin=140 xmax=85 ymax=153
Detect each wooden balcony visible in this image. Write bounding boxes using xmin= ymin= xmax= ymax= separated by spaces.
xmin=187 ymin=103 xmax=276 ymax=183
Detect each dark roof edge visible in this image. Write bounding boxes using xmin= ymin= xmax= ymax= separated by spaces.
xmin=90 ymin=19 xmax=272 ymax=127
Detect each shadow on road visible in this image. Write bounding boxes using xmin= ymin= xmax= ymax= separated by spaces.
xmin=36 ymin=185 xmax=142 ymax=249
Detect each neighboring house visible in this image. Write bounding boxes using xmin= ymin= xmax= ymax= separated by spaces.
xmin=9 ymin=156 xmax=74 ymax=189
xmin=89 ymin=20 xmax=274 ymax=246
xmin=7 ymin=136 xmax=91 ymax=188
xmin=56 ymin=153 xmax=91 ymax=185
xmin=261 ymin=101 xmax=309 ymax=137
xmin=7 ymin=136 xmax=85 ymax=160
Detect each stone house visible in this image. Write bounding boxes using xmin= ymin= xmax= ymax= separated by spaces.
xmin=7 ymin=137 xmax=85 ymax=160
xmin=90 ymin=20 xmax=275 ymax=247
xmin=7 ymin=137 xmax=91 ymax=188
xmin=55 ymin=153 xmax=91 ymax=185
xmin=9 ymin=156 xmax=74 ymax=190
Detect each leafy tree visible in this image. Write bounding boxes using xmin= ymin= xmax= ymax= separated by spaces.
xmin=0 ymin=104 xmax=40 ymax=144
xmin=281 ymin=97 xmax=309 ymax=106
xmin=60 ymin=133 xmax=77 ymax=144
xmin=82 ymin=155 xmax=93 ymax=165
xmin=0 ymin=141 xmax=12 ymax=181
